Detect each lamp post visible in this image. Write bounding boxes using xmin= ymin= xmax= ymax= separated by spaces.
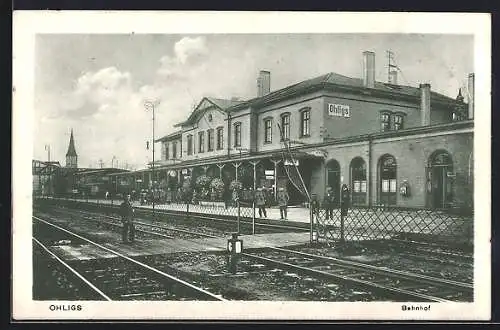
xmin=144 ymin=99 xmax=160 ymax=220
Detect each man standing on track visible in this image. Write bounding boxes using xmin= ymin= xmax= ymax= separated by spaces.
xmin=120 ymin=194 xmax=135 ymax=243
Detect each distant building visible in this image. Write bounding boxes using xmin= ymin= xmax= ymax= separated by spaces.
xmin=32 ymin=160 xmax=61 ymax=196
xmin=65 ymin=128 xmax=78 ymax=168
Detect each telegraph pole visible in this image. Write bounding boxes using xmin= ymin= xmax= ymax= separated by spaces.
xmin=45 ymin=145 xmax=51 ymax=195
xmin=144 ymin=99 xmax=160 ymax=220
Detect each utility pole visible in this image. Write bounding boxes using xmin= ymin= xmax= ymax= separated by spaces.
xmin=99 ymin=159 xmax=104 ymax=168
xmin=112 ymin=155 xmax=117 ymax=168
xmin=45 ymin=145 xmax=51 ymax=195
xmin=144 ymin=99 xmax=160 ymax=220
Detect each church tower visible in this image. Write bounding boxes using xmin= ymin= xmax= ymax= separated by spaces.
xmin=65 ymin=129 xmax=78 ymax=168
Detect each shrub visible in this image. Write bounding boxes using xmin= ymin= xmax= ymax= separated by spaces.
xmin=195 ymin=175 xmax=212 ymax=189
xmin=229 ymin=180 xmax=243 ymax=191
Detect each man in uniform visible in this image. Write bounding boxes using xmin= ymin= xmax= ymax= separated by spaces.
xmin=255 ymin=187 xmax=267 ymax=218
xmin=166 ymin=187 xmax=172 ymax=204
xmin=323 ymin=186 xmax=336 ymax=220
xmin=120 ymin=194 xmax=135 ymax=243
xmin=277 ymin=187 xmax=290 ymax=220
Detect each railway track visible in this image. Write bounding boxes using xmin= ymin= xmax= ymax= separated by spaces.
xmin=33 ymin=215 xmax=226 ymax=301
xmin=44 ymin=207 xmax=224 ymax=239
xmin=242 ymin=247 xmax=473 ymax=302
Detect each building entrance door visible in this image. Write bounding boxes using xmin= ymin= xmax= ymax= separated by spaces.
xmin=326 ymin=160 xmax=340 ymax=202
xmin=428 ymin=151 xmax=453 ymax=209
xmin=379 ymin=154 xmax=397 ymax=206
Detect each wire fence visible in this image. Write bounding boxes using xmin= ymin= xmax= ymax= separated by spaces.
xmin=312 ymin=205 xmax=473 ymax=246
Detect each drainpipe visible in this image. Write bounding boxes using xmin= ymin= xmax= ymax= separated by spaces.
xmin=368 ymin=136 xmax=373 ymax=207
xmin=227 ymin=113 xmax=231 ymax=158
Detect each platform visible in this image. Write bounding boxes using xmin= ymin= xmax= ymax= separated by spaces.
xmin=47 ymin=232 xmax=310 ymax=261
xmin=44 ymin=197 xmax=313 ymax=224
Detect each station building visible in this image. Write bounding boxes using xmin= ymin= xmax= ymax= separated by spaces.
xmin=112 ymin=51 xmax=474 ymax=210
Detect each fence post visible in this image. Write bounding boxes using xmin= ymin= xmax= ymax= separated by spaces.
xmin=340 ymin=213 xmax=345 ymax=243
xmin=252 ymin=201 xmax=256 ymax=235
xmin=310 ymin=204 xmax=313 ymax=244
xmin=237 ymin=200 xmax=241 ymax=234
xmin=186 ymin=200 xmax=190 ymax=222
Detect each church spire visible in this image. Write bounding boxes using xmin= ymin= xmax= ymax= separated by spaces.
xmin=65 ymin=128 xmax=78 ymax=168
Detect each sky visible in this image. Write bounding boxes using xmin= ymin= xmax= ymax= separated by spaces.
xmin=34 ymin=34 xmax=473 ymax=170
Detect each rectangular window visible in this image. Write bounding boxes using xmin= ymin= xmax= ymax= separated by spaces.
xmin=393 ymin=114 xmax=403 ymax=131
xmin=382 ymin=179 xmax=390 ymax=192
xmin=207 ymin=129 xmax=214 ymax=151
xmin=172 ymin=141 xmax=177 ymax=159
xmin=264 ymin=119 xmax=272 ymax=143
xmin=187 ymin=135 xmax=193 ymax=155
xmin=216 ymin=127 xmax=224 ymax=150
xmin=300 ymin=110 xmax=310 ymax=137
xmin=198 ymin=131 xmax=205 ymax=153
xmin=234 ymin=123 xmax=241 ymax=147
xmin=164 ymin=143 xmax=169 ymax=160
xmin=381 ymin=113 xmax=391 ymax=132
xmin=281 ymin=114 xmax=290 ymax=140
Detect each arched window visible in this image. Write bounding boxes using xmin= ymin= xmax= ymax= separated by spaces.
xmin=299 ymin=108 xmax=311 ymax=137
xmin=263 ymin=117 xmax=272 ymax=143
xmin=216 ymin=127 xmax=224 ymax=150
xmin=233 ymin=122 xmax=242 ymax=147
xmin=379 ymin=154 xmax=397 ymax=205
xmin=350 ymin=157 xmax=367 ymax=205
xmin=186 ymin=134 xmax=193 ymax=155
xmin=280 ymin=113 xmax=290 ymax=141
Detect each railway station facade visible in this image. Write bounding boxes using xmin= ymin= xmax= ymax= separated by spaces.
xmin=111 ymin=51 xmax=474 ymax=210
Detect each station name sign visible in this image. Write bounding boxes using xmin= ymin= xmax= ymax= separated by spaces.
xmin=328 ymin=103 xmax=350 ymax=118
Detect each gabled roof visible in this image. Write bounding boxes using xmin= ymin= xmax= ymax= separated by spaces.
xmin=227 ymin=72 xmax=459 ymax=112
xmin=155 ymin=130 xmax=182 ymax=143
xmin=206 ymin=97 xmax=244 ymax=109
xmin=174 ymin=96 xmax=243 ymax=127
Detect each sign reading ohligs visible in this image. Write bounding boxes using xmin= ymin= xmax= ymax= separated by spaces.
xmin=328 ymin=103 xmax=350 ymax=118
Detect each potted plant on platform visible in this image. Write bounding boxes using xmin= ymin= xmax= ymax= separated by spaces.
xmin=210 ymin=177 xmax=225 ymax=206
xmin=195 ymin=174 xmax=212 ymax=205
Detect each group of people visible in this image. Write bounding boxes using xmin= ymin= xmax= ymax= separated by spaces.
xmin=310 ymin=184 xmax=351 ymax=220
xmin=250 ymin=186 xmax=290 ymax=220
xmin=117 ymin=184 xmax=351 ymax=243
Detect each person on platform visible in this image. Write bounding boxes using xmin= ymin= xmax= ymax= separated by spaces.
xmin=323 ymin=186 xmax=336 ymax=220
xmin=232 ymin=188 xmax=240 ymax=207
xmin=310 ymin=193 xmax=320 ymax=217
xmin=277 ymin=187 xmax=290 ymax=220
xmin=120 ymin=194 xmax=135 ymax=243
xmin=255 ymin=187 xmax=267 ymax=218
xmin=340 ymin=184 xmax=350 ymax=218
xmin=166 ymin=188 xmax=172 ymax=204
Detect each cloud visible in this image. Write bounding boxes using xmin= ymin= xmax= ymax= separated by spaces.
xmin=174 ymin=36 xmax=208 ymax=64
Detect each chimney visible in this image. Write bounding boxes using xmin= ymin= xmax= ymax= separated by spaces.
xmin=468 ymin=73 xmax=474 ymax=119
xmin=362 ymin=51 xmax=375 ymax=88
xmin=419 ymin=83 xmax=431 ymax=126
xmin=389 ymin=70 xmax=398 ymax=85
xmin=257 ymin=70 xmax=271 ymax=97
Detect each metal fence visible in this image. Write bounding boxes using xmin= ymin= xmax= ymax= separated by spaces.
xmin=34 ymin=195 xmax=259 ymax=235
xmin=312 ymin=206 xmax=473 ymax=246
